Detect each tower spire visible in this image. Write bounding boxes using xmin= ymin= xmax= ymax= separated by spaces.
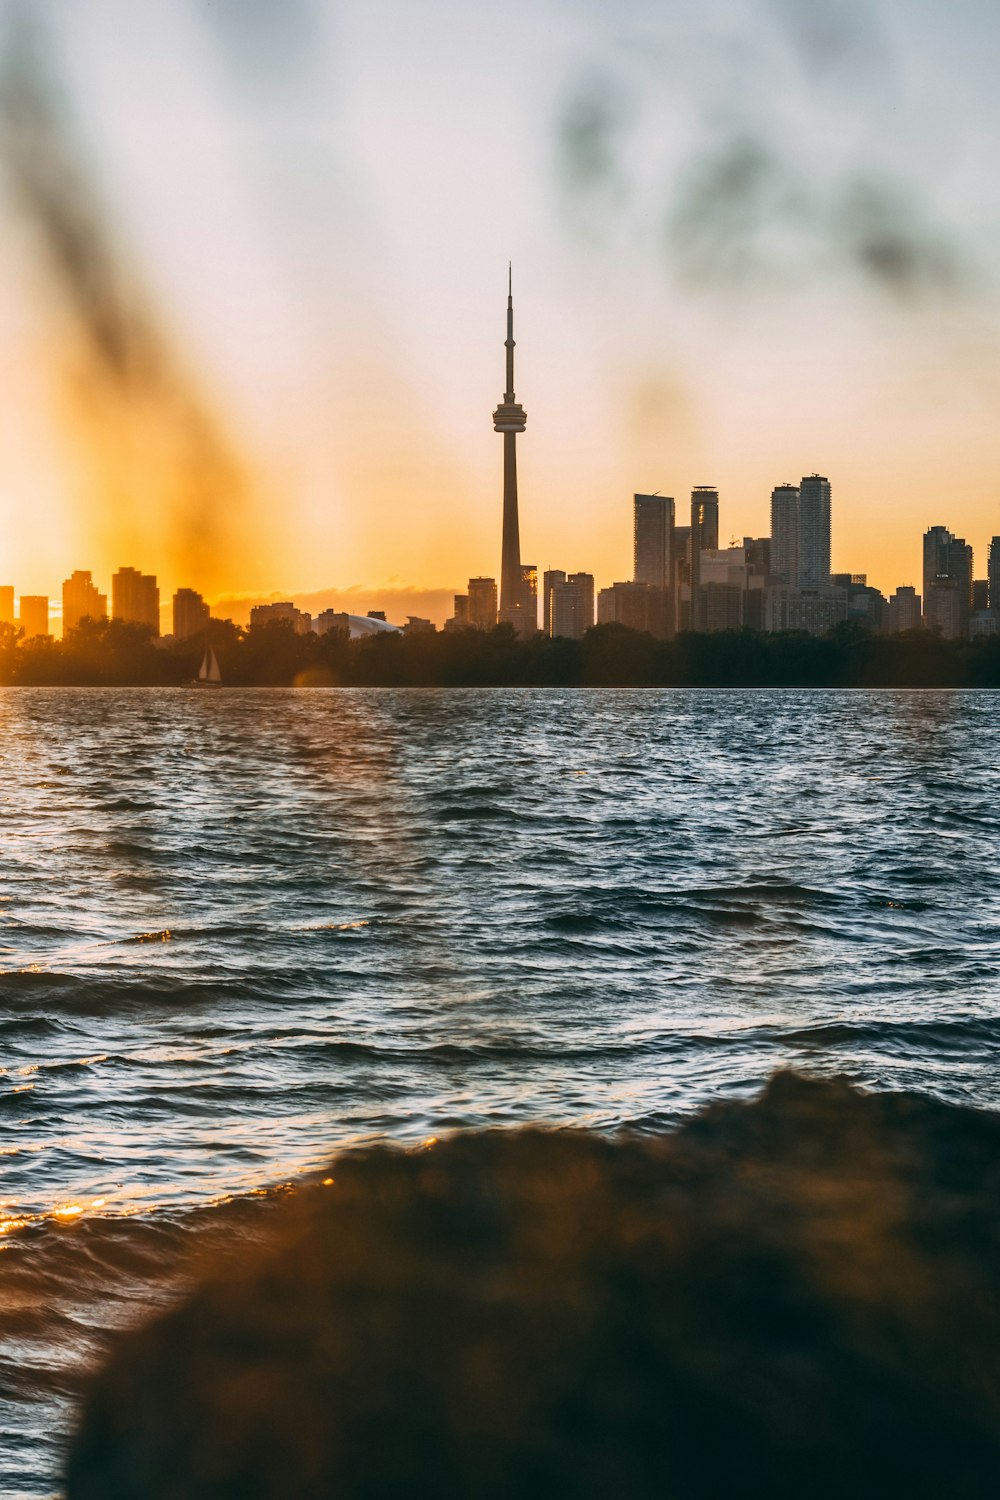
xmin=504 ymin=264 xmax=516 ymax=401
xmin=493 ymin=268 xmax=530 ymax=632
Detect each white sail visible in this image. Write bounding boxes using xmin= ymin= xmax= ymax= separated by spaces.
xmin=198 ymin=649 xmax=222 ymax=684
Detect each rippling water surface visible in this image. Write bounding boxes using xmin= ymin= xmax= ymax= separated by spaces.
xmin=1 ymin=686 xmax=998 ymax=1494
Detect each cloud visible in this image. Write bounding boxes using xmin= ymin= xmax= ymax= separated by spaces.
xmin=664 ymin=129 xmax=974 ymax=300
xmin=555 ymin=72 xmax=632 ymax=238
xmin=765 ymin=0 xmax=891 ymax=81
xmin=554 ymin=3 xmax=980 ymax=306
xmin=211 ymin=583 xmax=460 ymax=629
xmin=192 ymin=0 xmax=328 ymax=98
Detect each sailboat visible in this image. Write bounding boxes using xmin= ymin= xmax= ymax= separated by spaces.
xmin=195 ymin=646 xmax=223 ymax=687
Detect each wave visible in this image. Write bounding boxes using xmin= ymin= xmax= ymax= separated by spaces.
xmin=782 ymin=1015 xmax=1000 ymax=1053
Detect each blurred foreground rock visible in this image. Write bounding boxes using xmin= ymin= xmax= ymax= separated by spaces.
xmin=67 ymin=1073 xmax=1000 ymax=1498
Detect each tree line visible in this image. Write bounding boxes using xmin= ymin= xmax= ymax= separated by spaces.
xmin=0 ymin=617 xmax=998 ymax=688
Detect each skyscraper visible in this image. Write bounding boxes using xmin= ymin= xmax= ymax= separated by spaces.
xmin=797 ymin=475 xmax=831 ymax=588
xmin=689 ymin=488 xmax=718 ymax=631
xmin=173 ymin=588 xmax=210 ymax=640
xmin=988 ymin=536 xmax=1000 ymax=612
xmin=922 ymin=526 xmax=953 ymax=605
xmin=542 ymin=570 xmax=566 ymax=636
xmin=633 ymin=494 xmax=674 ymax=591
xmin=63 ymin=571 xmax=108 ymax=634
xmin=112 ymin=567 xmax=160 ymax=636
xmin=770 ymin=484 xmax=799 ymax=585
xmin=493 ymin=268 xmax=533 ymax=636
xmin=519 ymin=563 xmax=538 ymax=631
xmin=691 ymin=487 xmax=719 ymax=551
xmin=922 ymin=526 xmax=973 ymax=638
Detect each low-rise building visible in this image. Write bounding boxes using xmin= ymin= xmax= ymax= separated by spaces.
xmin=249 ymin=602 xmax=313 ymax=635
xmin=969 ymin=611 xmax=999 ymax=639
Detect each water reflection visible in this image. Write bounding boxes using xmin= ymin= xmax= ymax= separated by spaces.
xmin=0 ymin=687 xmax=998 ymax=1492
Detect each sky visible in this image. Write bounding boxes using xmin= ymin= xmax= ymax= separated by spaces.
xmin=0 ymin=0 xmax=998 ymax=623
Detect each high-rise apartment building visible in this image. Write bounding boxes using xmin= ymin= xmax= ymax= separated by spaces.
xmin=988 ymin=536 xmax=1000 ymax=612
xmin=0 ymin=586 xmax=14 ymax=626
xmin=112 ymin=567 xmax=160 ymax=636
xmin=924 ymin=578 xmax=966 ymax=640
xmin=173 ymin=588 xmax=210 ymax=640
xmin=691 ymin=488 xmax=719 ymax=551
xmin=62 ymin=571 xmax=108 ymax=635
xmin=972 ymin=579 xmax=990 ymax=614
xmin=518 ymin=564 xmax=538 ymax=632
xmin=467 ymin=576 xmax=498 ymax=630
xmin=769 ymin=484 xmax=799 ymax=585
xmin=549 ymin=573 xmax=594 ymax=639
xmin=885 ymin=586 xmax=921 ymax=634
xmin=922 ymin=526 xmax=972 ymax=638
xmin=633 ymin=494 xmax=674 ymax=591
xmin=797 ymin=475 xmax=831 ymax=588
xmin=689 ymin=489 xmax=719 ymax=631
xmin=19 ymin=596 xmax=49 ymax=639
xmin=542 ymin=570 xmax=565 ymax=636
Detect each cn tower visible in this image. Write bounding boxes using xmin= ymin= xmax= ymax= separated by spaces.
xmin=493 ymin=266 xmax=531 ymax=631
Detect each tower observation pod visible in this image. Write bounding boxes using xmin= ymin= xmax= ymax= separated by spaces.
xmin=494 ymin=267 xmax=534 ymax=635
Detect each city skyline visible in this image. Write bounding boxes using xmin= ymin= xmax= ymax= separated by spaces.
xmin=2 ymin=5 xmax=1000 ymax=612
xmin=3 ymin=507 xmax=997 ymax=644
xmin=1 ymin=278 xmax=997 ymax=640
xmin=0 ymin=266 xmax=997 ymax=640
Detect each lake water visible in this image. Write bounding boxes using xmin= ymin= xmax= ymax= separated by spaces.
xmin=1 ymin=687 xmax=998 ymax=1496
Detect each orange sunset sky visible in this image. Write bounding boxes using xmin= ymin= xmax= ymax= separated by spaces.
xmin=0 ymin=0 xmax=998 ymax=624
